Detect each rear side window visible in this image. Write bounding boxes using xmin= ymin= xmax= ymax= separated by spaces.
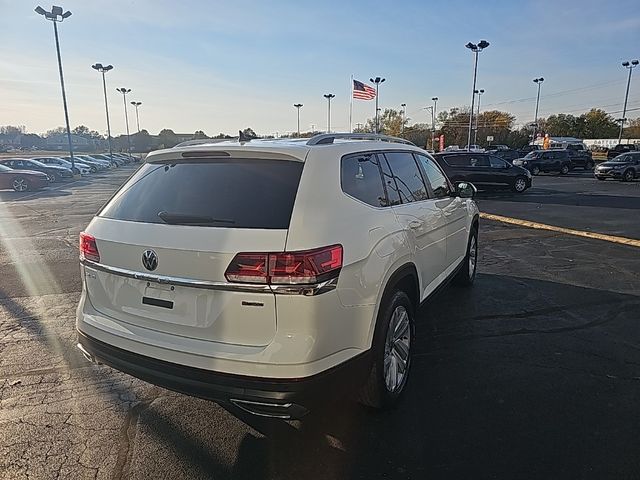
xmin=99 ymin=159 xmax=303 ymax=229
xmin=383 ymin=152 xmax=429 ymax=203
xmin=341 ymin=153 xmax=387 ymax=207
xmin=442 ymin=155 xmax=469 ymax=167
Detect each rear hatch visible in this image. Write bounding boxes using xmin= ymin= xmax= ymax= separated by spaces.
xmin=83 ymin=153 xmax=304 ymax=347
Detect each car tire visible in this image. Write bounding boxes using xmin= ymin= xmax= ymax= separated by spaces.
xmin=531 ymin=166 xmax=540 ymax=176
xmin=512 ymin=176 xmax=528 ymax=193
xmin=48 ymin=172 xmax=59 ymax=182
xmin=584 ymin=160 xmax=594 ymax=170
xmin=90 ymin=167 xmax=97 ymax=173
xmin=12 ymin=177 xmax=30 ymax=192
xmin=622 ymin=169 xmax=634 ymax=182
xmin=359 ymin=290 xmax=414 ymax=410
xmin=560 ymin=164 xmax=570 ymax=175
xmin=454 ymin=227 xmax=478 ymax=287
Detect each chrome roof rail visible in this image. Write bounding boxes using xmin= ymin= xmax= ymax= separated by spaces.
xmin=306 ymin=133 xmax=416 ymax=146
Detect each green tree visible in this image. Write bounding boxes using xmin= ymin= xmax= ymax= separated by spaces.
xmin=623 ymin=117 xmax=640 ymax=138
xmin=158 ymin=128 xmax=178 ymax=148
xmin=45 ymin=126 xmax=67 ymax=137
xmin=1 ymin=125 xmax=25 ymax=135
xmin=363 ymin=109 xmax=407 ymax=136
xmin=131 ymin=129 xmax=152 ymax=152
xmin=194 ymin=130 xmax=208 ymax=139
xmin=580 ymin=109 xmax=618 ymax=138
xmin=242 ymin=127 xmax=257 ymax=139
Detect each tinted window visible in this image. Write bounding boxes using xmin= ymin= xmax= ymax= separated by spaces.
xmin=469 ymin=155 xmax=490 ymax=167
xmin=442 ymin=155 xmax=469 ymax=167
xmin=416 ymin=154 xmax=451 ymax=198
xmin=489 ymin=156 xmax=508 ymax=168
xmin=100 ymin=159 xmax=303 ymax=229
xmin=378 ymin=154 xmax=401 ymax=206
xmin=341 ymin=153 xmax=387 ymax=207
xmin=384 ymin=152 xmax=428 ymax=203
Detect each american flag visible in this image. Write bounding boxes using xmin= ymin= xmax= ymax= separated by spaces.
xmin=353 ymin=79 xmax=376 ymax=100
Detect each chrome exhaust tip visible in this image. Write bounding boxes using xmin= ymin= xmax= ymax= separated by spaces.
xmin=76 ymin=342 xmax=96 ymax=363
xmin=229 ymin=399 xmax=307 ymax=419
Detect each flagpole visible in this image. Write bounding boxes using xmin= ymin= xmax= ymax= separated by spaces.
xmin=349 ymin=74 xmax=353 ymax=133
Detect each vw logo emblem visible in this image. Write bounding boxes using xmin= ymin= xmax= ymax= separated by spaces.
xmin=141 ymin=249 xmax=158 ymax=271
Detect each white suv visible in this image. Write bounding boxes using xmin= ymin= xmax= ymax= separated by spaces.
xmin=76 ymin=133 xmax=479 ymax=419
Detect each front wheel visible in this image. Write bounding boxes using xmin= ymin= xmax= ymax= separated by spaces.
xmin=48 ymin=172 xmax=59 ymax=182
xmin=622 ymin=169 xmax=634 ymax=182
xmin=359 ymin=291 xmax=414 ymax=410
xmin=512 ymin=176 xmax=528 ymax=193
xmin=454 ymin=227 xmax=478 ymax=286
xmin=560 ymin=164 xmax=570 ymax=175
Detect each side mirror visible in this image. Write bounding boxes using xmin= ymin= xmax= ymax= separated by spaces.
xmin=455 ymin=181 xmax=477 ymax=199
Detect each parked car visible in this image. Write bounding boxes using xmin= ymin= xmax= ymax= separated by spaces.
xmin=76 ymin=133 xmax=480 ymax=419
xmin=594 ymin=152 xmax=640 ymax=181
xmin=0 ymin=163 xmax=49 ymax=191
xmin=75 ymin=155 xmax=110 ymax=170
xmin=517 ymin=144 xmax=540 ymax=156
xmin=35 ymin=157 xmax=92 ymax=176
xmin=464 ymin=144 xmax=485 ymax=152
xmin=489 ymin=148 xmax=521 ymax=164
xmin=0 ymin=158 xmax=73 ymax=182
xmin=557 ymin=144 xmax=594 ymax=169
xmin=607 ymin=143 xmax=638 ymax=160
xmin=488 ymin=144 xmax=510 ymax=151
xmin=513 ymin=150 xmax=572 ymax=175
xmin=434 ymin=152 xmax=532 ymax=193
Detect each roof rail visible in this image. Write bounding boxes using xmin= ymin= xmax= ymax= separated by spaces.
xmin=306 ymin=133 xmax=415 ymax=146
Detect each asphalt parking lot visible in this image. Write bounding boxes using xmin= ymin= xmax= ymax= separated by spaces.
xmin=1 ymin=167 xmax=639 ymax=479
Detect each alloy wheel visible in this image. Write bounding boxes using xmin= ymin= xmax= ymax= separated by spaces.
xmin=515 ymin=178 xmax=527 ymax=192
xmin=383 ymin=306 xmax=411 ymax=393
xmin=12 ymin=178 xmax=28 ymax=192
xmin=469 ymin=235 xmax=477 ymax=279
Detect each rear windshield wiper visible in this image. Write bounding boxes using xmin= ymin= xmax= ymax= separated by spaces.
xmin=157 ymin=211 xmax=235 ymax=226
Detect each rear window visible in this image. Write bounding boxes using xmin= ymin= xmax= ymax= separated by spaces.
xmin=99 ymin=159 xmax=303 ymax=229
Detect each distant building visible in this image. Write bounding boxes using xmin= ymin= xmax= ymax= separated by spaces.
xmin=0 ymin=133 xmax=23 ymax=147
xmin=583 ymin=138 xmax=640 ymax=149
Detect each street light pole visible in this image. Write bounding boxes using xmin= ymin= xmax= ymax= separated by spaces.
xmin=293 ymin=103 xmax=303 ymax=136
xmin=35 ymin=5 xmax=75 ymax=172
xmin=618 ymin=60 xmax=639 ymax=142
xmin=370 ymin=77 xmax=385 ymax=133
xmin=424 ymin=106 xmax=434 ymax=149
xmin=323 ymin=94 xmax=335 ymax=133
xmin=473 ymin=89 xmax=484 ymax=146
xmin=116 ymin=88 xmax=132 ymax=159
xmin=92 ymin=63 xmax=114 ymax=163
xmin=131 ymin=101 xmax=142 ymax=133
xmin=465 ymin=40 xmax=489 ymax=150
xmin=431 ymin=97 xmax=438 ymax=150
xmin=532 ymin=77 xmax=544 ymax=144
xmin=401 ymin=103 xmax=406 ymax=134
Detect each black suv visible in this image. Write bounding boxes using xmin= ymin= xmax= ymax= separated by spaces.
xmin=562 ymin=144 xmax=594 ymax=169
xmin=513 ymin=150 xmax=572 ymax=175
xmin=433 ymin=152 xmax=532 ymax=193
xmin=594 ymin=152 xmax=640 ymax=182
xmin=607 ymin=143 xmax=638 ymax=160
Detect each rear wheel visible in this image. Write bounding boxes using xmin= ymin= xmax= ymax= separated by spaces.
xmin=560 ymin=164 xmax=570 ymax=175
xmin=12 ymin=177 xmax=30 ymax=192
xmin=512 ymin=176 xmax=528 ymax=193
xmin=454 ymin=227 xmax=478 ymax=286
xmin=622 ymin=169 xmax=634 ymax=182
xmin=531 ymin=166 xmax=540 ymax=176
xmin=359 ymin=290 xmax=413 ymax=410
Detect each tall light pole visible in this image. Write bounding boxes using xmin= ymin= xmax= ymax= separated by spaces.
xmin=35 ymin=5 xmax=75 ymax=172
xmin=424 ymin=106 xmax=434 ymax=150
xmin=116 ymin=88 xmax=132 ymax=159
xmin=473 ymin=89 xmax=485 ymax=145
xmin=130 ymin=101 xmax=142 ymax=134
xmin=370 ymin=77 xmax=386 ymax=133
xmin=323 ymin=94 xmax=335 ymax=133
xmin=532 ymin=77 xmax=544 ymax=144
xmin=401 ymin=103 xmax=407 ymax=134
xmin=618 ymin=60 xmax=639 ymax=142
xmin=293 ymin=103 xmax=303 ymax=136
xmin=91 ymin=63 xmax=114 ymax=163
xmin=465 ymin=40 xmax=490 ymax=150
xmin=431 ymin=97 xmax=438 ymax=150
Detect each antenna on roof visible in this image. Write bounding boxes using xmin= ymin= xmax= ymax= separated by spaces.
xmin=238 ymin=130 xmax=251 ymax=143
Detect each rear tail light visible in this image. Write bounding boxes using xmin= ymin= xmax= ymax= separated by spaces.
xmin=225 ymin=245 xmax=343 ymax=285
xmin=79 ymin=232 xmax=100 ymax=262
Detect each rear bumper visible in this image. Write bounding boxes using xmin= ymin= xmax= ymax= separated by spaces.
xmin=77 ymin=330 xmax=371 ymax=419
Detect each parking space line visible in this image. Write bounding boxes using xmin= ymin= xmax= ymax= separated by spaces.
xmin=480 ymin=212 xmax=640 ymax=248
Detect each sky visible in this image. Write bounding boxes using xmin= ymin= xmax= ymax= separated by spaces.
xmin=1 ymin=0 xmax=640 ymax=137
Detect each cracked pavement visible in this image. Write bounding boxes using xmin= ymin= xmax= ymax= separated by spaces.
xmin=1 ymin=167 xmax=639 ymax=479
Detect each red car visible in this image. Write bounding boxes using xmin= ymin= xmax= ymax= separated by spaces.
xmin=0 ymin=163 xmax=50 ymax=191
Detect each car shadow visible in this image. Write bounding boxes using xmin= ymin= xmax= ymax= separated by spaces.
xmin=187 ymin=273 xmax=640 ymax=479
